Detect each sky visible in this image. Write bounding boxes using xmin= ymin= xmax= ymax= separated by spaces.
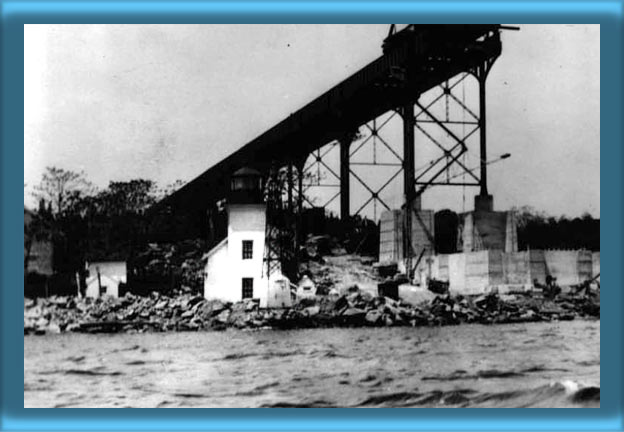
xmin=24 ymin=24 xmax=600 ymax=218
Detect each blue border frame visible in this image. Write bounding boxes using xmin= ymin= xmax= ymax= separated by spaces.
xmin=3 ymin=1 xmax=622 ymax=430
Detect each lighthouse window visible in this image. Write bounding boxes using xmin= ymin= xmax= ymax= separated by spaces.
xmin=242 ymin=278 xmax=254 ymax=299
xmin=242 ymin=240 xmax=253 ymax=259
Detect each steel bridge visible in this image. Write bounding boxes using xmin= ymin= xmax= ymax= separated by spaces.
xmin=153 ymin=24 xmax=515 ymax=244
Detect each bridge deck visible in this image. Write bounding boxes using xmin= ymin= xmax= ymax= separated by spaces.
xmin=155 ymin=25 xmax=503 ymax=214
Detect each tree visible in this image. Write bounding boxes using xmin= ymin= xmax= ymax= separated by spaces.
xmin=97 ymin=179 xmax=158 ymax=216
xmin=28 ymin=167 xmax=96 ymax=279
xmin=512 ymin=205 xmax=546 ymax=230
xmin=156 ymin=179 xmax=187 ymax=201
xmin=33 ymin=167 xmax=95 ymax=217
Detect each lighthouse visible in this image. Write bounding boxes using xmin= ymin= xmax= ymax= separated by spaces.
xmin=203 ymin=167 xmax=291 ymax=308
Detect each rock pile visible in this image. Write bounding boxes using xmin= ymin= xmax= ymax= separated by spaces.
xmin=302 ymin=254 xmax=381 ymax=296
xmin=24 ymin=289 xmax=600 ymax=335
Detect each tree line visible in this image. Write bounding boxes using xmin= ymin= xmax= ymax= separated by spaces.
xmin=24 ymin=167 xmax=185 ymax=279
xmin=433 ymin=206 xmax=599 ymax=254
xmin=512 ymin=205 xmax=599 ymax=252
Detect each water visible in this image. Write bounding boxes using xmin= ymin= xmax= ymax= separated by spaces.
xmin=24 ymin=320 xmax=599 ymax=408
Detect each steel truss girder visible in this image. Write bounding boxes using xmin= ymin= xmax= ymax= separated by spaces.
xmin=348 ymin=112 xmax=404 ymax=220
xmin=298 ymin=110 xmax=406 ymax=220
xmin=301 ymin=142 xmax=342 ymax=209
xmin=413 ymin=74 xmax=484 ymax=196
xmin=298 ymin=67 xmax=492 ymax=220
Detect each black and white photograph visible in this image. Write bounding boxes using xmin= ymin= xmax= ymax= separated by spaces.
xmin=24 ymin=24 xmax=600 ymax=408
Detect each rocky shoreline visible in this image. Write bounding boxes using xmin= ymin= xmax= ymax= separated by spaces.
xmin=24 ymin=288 xmax=600 ymax=335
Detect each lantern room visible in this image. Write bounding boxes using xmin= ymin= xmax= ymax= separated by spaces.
xmin=229 ymin=167 xmax=264 ymax=204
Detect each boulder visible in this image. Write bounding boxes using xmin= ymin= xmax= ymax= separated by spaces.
xmin=383 ymin=314 xmax=394 ymax=327
xmin=340 ymin=307 xmax=367 ymax=326
xmin=215 ymin=310 xmax=230 ymax=324
xmin=342 ymin=307 xmax=367 ymax=317
xmin=346 ymin=285 xmax=360 ymax=294
xmin=195 ymin=300 xmax=229 ymax=320
xmin=35 ymin=317 xmax=49 ymax=328
xmin=66 ymin=323 xmax=81 ymax=332
xmin=365 ymin=310 xmax=382 ymax=325
xmin=180 ymin=310 xmax=194 ymax=319
xmin=244 ymin=299 xmax=259 ymax=312
xmin=154 ymin=300 xmax=168 ymax=310
xmin=24 ymin=306 xmax=43 ymax=320
xmin=46 ymin=323 xmax=62 ymax=334
xmin=333 ymin=296 xmax=350 ymax=312
xmin=297 ymin=297 xmax=319 ymax=308
xmin=303 ymin=306 xmax=321 ymax=316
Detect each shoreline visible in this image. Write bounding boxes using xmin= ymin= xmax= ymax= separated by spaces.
xmin=24 ymin=289 xmax=600 ymax=335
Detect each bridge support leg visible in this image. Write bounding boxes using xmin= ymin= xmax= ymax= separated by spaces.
xmin=479 ymin=77 xmax=488 ymax=197
xmin=402 ymin=103 xmax=415 ymax=280
xmin=340 ymin=137 xmax=352 ymax=222
xmin=287 ymin=163 xmax=294 ymax=211
xmin=475 ymin=63 xmax=494 ymax=212
xmin=296 ymin=163 xmax=304 ymax=255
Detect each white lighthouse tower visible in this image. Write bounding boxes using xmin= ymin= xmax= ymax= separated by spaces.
xmin=203 ymin=167 xmax=291 ymax=307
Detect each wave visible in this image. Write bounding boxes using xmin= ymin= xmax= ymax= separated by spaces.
xmin=576 ymin=360 xmax=600 ymax=367
xmin=355 ymin=381 xmax=599 ymax=408
xmin=37 ymin=365 xmax=124 ymax=377
xmin=173 ymin=392 xmax=206 ymax=399
xmin=422 ymin=368 xmax=522 ymax=381
xmin=220 ymin=350 xmax=302 ymax=361
xmin=64 ymin=369 xmax=123 ymax=377
xmin=220 ymin=352 xmax=258 ymax=361
xmin=358 ymin=391 xmax=424 ymax=407
xmin=422 ymin=365 xmax=571 ymax=382
xmin=234 ymin=381 xmax=281 ymax=397
xmin=65 ymin=355 xmax=86 ymax=363
xmin=260 ymin=399 xmax=336 ymax=408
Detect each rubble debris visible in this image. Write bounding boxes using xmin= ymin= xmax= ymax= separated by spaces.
xmin=24 ymin=288 xmax=600 ymax=335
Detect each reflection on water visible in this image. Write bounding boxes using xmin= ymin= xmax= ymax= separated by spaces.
xmin=24 ymin=320 xmax=599 ymax=408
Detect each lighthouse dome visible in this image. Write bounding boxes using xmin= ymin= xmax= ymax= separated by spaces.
xmin=230 ymin=167 xmax=264 ymax=204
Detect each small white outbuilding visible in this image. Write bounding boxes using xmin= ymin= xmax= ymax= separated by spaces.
xmin=85 ymin=261 xmax=126 ymax=298
xmin=296 ymin=275 xmax=317 ymax=299
xmin=266 ymin=276 xmax=293 ymax=308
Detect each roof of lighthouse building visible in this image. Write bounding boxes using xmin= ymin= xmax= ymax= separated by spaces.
xmin=233 ymin=167 xmax=262 ymax=177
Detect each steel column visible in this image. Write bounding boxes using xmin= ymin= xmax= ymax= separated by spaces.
xmin=479 ymin=76 xmax=488 ymax=196
xmin=340 ymin=137 xmax=351 ymax=221
xmin=402 ymin=103 xmax=415 ymax=279
xmin=287 ymin=163 xmax=294 ymax=211
xmin=295 ymin=163 xmax=304 ymax=255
